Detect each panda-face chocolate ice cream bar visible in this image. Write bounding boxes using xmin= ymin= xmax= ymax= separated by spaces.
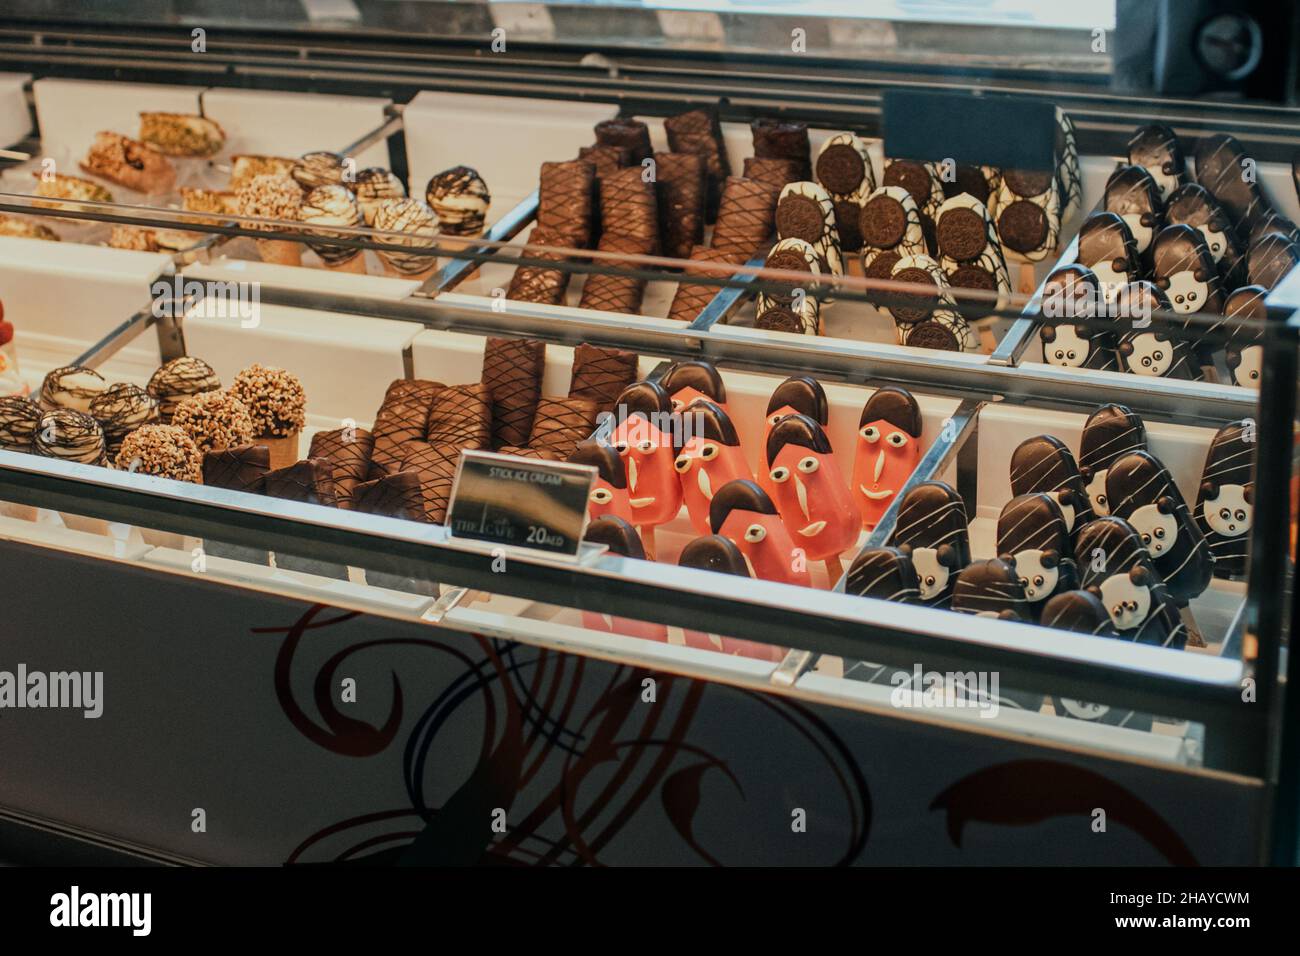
xmin=1078 ymin=403 xmax=1147 ymax=517
xmin=1104 ymin=164 xmax=1164 ymax=256
xmin=1075 ymin=516 xmax=1187 ymax=647
xmin=996 ymin=493 xmax=1079 ymax=616
xmin=1195 ymin=420 xmax=1255 ymax=579
xmin=1075 ymin=212 xmax=1140 ymax=299
xmin=844 ymin=545 xmax=921 ymax=603
xmin=1038 ymin=265 xmax=1119 ymax=372
xmin=1126 ymin=123 xmax=1186 ymax=202
xmin=1116 ymin=281 xmax=1199 ymax=381
xmin=1009 ymin=434 xmax=1095 ymax=534
xmin=951 ymin=557 xmax=1030 ymax=622
xmin=891 ymin=480 xmax=971 ymax=607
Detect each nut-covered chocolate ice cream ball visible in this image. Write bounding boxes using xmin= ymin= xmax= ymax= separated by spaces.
xmin=115 ymin=423 xmax=202 ymax=483
xmin=172 ymin=389 xmax=255 ymax=455
xmin=230 ymin=363 xmax=306 ymax=437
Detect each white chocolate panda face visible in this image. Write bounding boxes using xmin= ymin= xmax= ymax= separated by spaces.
xmin=1086 ymin=469 xmax=1109 ymax=516
xmin=1164 ymin=270 xmax=1208 ymax=314
xmin=1233 ymin=345 xmax=1262 ymax=389
xmin=1125 ymin=332 xmax=1173 ymax=376
xmin=1012 ymin=548 xmax=1059 ymax=602
xmin=1048 ymin=491 xmax=1077 ymax=531
xmin=1059 ymin=698 xmax=1112 ymax=721
xmin=911 ymin=547 xmax=950 ymax=600
xmin=1203 ymin=484 xmax=1251 ymax=537
xmin=1129 ymin=502 xmax=1178 ymax=557
xmin=1120 ymin=213 xmax=1153 ymax=253
xmin=1196 ymin=224 xmax=1229 ymax=263
xmin=1044 ymin=324 xmax=1091 ymax=367
xmin=1148 ymin=166 xmax=1180 ymax=202
xmin=1089 ymin=260 xmax=1129 ymax=299
xmin=1099 ymin=574 xmax=1152 ymax=630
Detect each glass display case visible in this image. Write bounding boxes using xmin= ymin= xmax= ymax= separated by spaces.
xmin=0 ymin=1 xmax=1297 ymax=866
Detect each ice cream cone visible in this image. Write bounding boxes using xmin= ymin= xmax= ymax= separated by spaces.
xmin=324 ymin=253 xmax=368 ymax=275
xmin=258 ymin=431 xmax=300 ymax=471
xmin=256 ymin=238 xmax=303 ymax=266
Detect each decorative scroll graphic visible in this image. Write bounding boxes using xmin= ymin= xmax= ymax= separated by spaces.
xmin=930 ymin=759 xmax=1197 ymax=866
xmin=263 ymin=604 xmax=871 ymax=866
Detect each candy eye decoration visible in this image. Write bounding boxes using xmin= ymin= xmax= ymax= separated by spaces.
xmin=744 ymin=523 xmax=767 ymax=543
xmin=770 ymin=466 xmax=791 ymax=483
xmin=1154 ymin=527 xmax=1166 ymax=539
xmin=861 ymin=425 xmax=880 ymax=443
xmin=590 ymin=488 xmax=613 ymax=504
xmin=635 ymin=439 xmax=655 ymax=454
xmin=1033 ymin=574 xmax=1045 ymax=587
xmin=1142 ymin=355 xmax=1153 ymax=367
xmin=671 ymin=398 xmax=684 ymax=410
xmin=1174 ymin=295 xmax=1185 ymax=304
xmin=1235 ymin=508 xmax=1247 ymax=522
xmin=797 ymin=456 xmax=819 ymax=474
xmin=700 ymin=443 xmax=719 ymax=460
xmin=1067 ymin=350 xmax=1077 ymax=361
xmin=924 ymin=575 xmax=936 ymax=587
xmin=613 ymin=441 xmax=629 ymax=456
xmin=1096 ymin=493 xmax=1108 ymax=509
xmin=1188 ymin=291 xmax=1197 ymax=302
xmin=886 ymin=432 xmax=907 ymax=448
xmin=1219 ymin=507 xmax=1231 ymax=520
xmin=1054 ymin=349 xmax=1065 ymax=360
xmin=673 ymin=455 xmax=690 ymax=473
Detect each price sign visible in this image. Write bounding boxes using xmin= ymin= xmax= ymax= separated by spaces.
xmin=883 ymin=89 xmax=1058 ymax=171
xmin=446 ymin=450 xmax=596 ymax=558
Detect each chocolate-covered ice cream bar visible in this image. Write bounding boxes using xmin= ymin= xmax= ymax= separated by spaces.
xmin=1075 ymin=516 xmax=1186 ymax=647
xmin=352 ymin=470 xmax=426 ymax=522
xmin=711 ymin=176 xmax=781 ymax=263
xmin=1127 ymin=123 xmax=1186 ymax=201
xmin=995 ymin=168 xmax=1062 ymax=263
xmin=1078 ymin=404 xmax=1147 ymax=517
xmin=951 ymin=558 xmax=1029 ymax=621
xmin=1103 ymin=164 xmax=1163 ymax=255
xmin=1195 ymin=420 xmax=1254 ymax=579
xmin=844 ymin=546 xmax=920 ymax=602
xmin=202 ymin=443 xmax=271 ymax=493
xmin=776 ymin=181 xmax=843 ymax=275
xmin=309 ymin=426 xmax=375 ymax=508
xmin=1039 ymin=265 xmax=1119 ymax=372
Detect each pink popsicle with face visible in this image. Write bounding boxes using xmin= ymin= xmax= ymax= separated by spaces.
xmin=709 ymin=478 xmax=811 ymax=587
xmin=674 ymin=398 xmax=752 ymax=536
xmin=609 ymin=380 xmax=682 ymax=529
xmin=765 ymin=414 xmax=859 ymax=562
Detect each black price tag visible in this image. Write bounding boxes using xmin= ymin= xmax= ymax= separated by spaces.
xmin=446 ymin=450 xmax=596 ymax=558
xmin=883 ymin=90 xmax=1058 ymax=171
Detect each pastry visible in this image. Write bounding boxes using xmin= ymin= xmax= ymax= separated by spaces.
xmin=608 ymin=380 xmax=682 ymax=531
xmin=597 ymin=165 xmax=658 ymax=250
xmin=594 ymin=117 xmax=653 ymax=166
xmin=579 ymin=233 xmax=652 ymax=314
xmin=891 ymin=481 xmax=970 ymax=607
xmin=370 ymin=378 xmax=443 ymax=477
xmin=229 ymin=155 xmax=296 ymax=191
xmin=764 ymin=413 xmax=858 ymax=563
xmin=1195 ymin=420 xmax=1254 ymax=579
xmin=743 ymin=157 xmax=802 ymax=192
xmin=1075 ymin=516 xmax=1186 ymax=647
xmin=764 ymin=375 xmax=827 ymax=437
xmin=666 ymin=246 xmax=736 ymax=322
xmin=666 ymin=107 xmax=730 ymax=221
xmin=652 ymin=151 xmax=705 ymax=260
xmin=39 ymin=365 xmax=107 ymax=413
xmin=33 ymin=408 xmax=105 ymax=465
xmin=710 ymin=176 xmax=781 ymax=263
xmin=678 ymin=534 xmax=749 ymax=576
xmin=299 ymin=184 xmax=366 ymax=273
xmin=351 ymin=471 xmax=426 ymax=522
xmin=995 ymin=493 xmax=1079 ymax=614
xmin=751 ymin=118 xmax=811 ymax=182
xmin=235 ymin=173 xmax=305 ymax=266
xmin=1193 ymin=134 xmax=1268 ymax=235
xmin=1127 ymin=123 xmax=1185 ymax=202
xmin=424 ymin=166 xmax=490 ymax=239
xmin=80 ymin=131 xmax=176 ymax=194
xmin=308 ymin=426 xmax=374 ymax=508
xmin=202 ymin=443 xmax=270 ymax=493
xmin=570 ymin=441 xmax=633 ymax=524
xmin=139 ymin=112 xmax=226 ymax=158
xmin=114 ymin=424 xmax=201 ymax=482
xmin=0 ymin=216 xmax=59 ymax=241
xmin=1075 ymin=212 xmax=1140 ymax=299
xmin=934 ymin=193 xmax=1010 ymax=319
xmin=371 ymin=197 xmax=440 ymax=278
xmin=1247 ymin=230 xmax=1300 ymax=290
xmin=674 ymin=398 xmax=750 ymax=536
xmin=481 ymin=337 xmax=544 ymax=448
xmin=291 ymin=151 xmax=346 ymax=192
xmin=0 ymin=395 xmax=41 ymax=449
xmin=844 ymin=546 xmax=921 ymax=602
xmin=1223 ymin=285 xmax=1268 ymax=389
xmin=180 ymin=187 xmax=237 ymax=222
xmin=1039 ymin=264 xmax=1119 ymax=372
xmin=852 ymin=386 xmax=922 ymax=530
xmin=858 ymin=185 xmax=928 ymax=290
xmin=147 ymin=356 xmax=221 ymax=423
xmin=568 ymin=343 xmax=639 ymax=415
xmin=536 ymin=159 xmax=596 ymax=248
xmin=995 ymin=167 xmax=1061 ymax=263
xmin=528 ymin=396 xmax=599 ymax=460
xmin=883 ymin=159 xmax=944 ymax=251
xmin=32 ymin=172 xmax=113 ymax=205
xmin=89 ymin=383 xmax=159 ymax=457
xmin=709 ymin=478 xmax=810 ymax=587
xmin=755 ymin=236 xmax=823 ymax=330
xmin=1103 ymin=164 xmax=1163 ymax=255
xmin=815 ymin=132 xmax=876 ymax=252
xmin=263 ymin=458 xmax=338 ymax=507
xmin=229 ymin=364 xmax=306 ymax=469
xmin=776 ymin=180 xmax=843 ymax=275
xmin=1106 ymin=450 xmax=1213 ymax=604
xmin=172 ymin=389 xmax=255 ymax=456
xmin=951 ymin=558 xmax=1030 ymax=622
xmin=1078 ymin=404 xmax=1147 ymax=517
xmin=1116 ymin=281 xmax=1198 ymax=380
xmin=1009 ymin=434 xmax=1094 ymax=534
xmin=350 ymin=168 xmax=407 ymax=226
xmin=659 ymin=360 xmax=728 ymax=413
